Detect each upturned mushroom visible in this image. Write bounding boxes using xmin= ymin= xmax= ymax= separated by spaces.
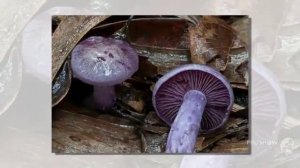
xmin=152 ymin=64 xmax=234 ymax=153
xmin=71 ymin=36 xmax=139 ymax=110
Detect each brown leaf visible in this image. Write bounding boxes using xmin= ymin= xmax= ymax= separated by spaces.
xmin=236 ymin=60 xmax=249 ymax=85
xmin=196 ymin=133 xmax=229 ymax=152
xmin=117 ymin=84 xmax=147 ymax=114
xmin=211 ymin=140 xmax=250 ymax=153
xmin=52 ymin=15 xmax=109 ymax=80
xmin=128 ymin=100 xmax=145 ymax=112
xmin=189 ymin=16 xmax=237 ymax=71
xmin=196 ymin=119 xmax=248 ymax=152
xmin=194 ymin=136 xmax=205 ymax=151
xmin=52 ymin=105 xmax=141 ymax=153
xmin=142 ymin=124 xmax=169 ymax=134
xmin=92 ymin=17 xmax=191 ymax=77
xmin=144 ymin=111 xmax=166 ymax=126
xmin=221 ymin=45 xmax=249 ymax=89
xmin=231 ymin=16 xmax=250 ymax=46
xmin=129 ymin=18 xmax=190 ymax=76
xmin=140 ymin=131 xmax=168 ymax=153
xmin=128 ymin=18 xmax=189 ymax=49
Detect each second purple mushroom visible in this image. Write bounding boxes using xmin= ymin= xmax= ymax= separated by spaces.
xmin=71 ymin=36 xmax=139 ymax=110
xmin=153 ymin=64 xmax=234 ymax=153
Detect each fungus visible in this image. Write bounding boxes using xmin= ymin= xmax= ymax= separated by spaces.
xmin=71 ymin=36 xmax=139 ymax=110
xmin=152 ymin=64 xmax=234 ymax=153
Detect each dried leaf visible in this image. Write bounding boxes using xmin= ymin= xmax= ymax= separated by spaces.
xmin=211 ymin=140 xmax=250 ymax=153
xmin=128 ymin=18 xmax=189 ymax=49
xmin=231 ymin=83 xmax=248 ymax=90
xmin=223 ymin=47 xmax=249 ymax=86
xmin=196 ymin=119 xmax=248 ymax=152
xmin=236 ymin=60 xmax=249 ymax=86
xmin=137 ymin=51 xmax=189 ymax=77
xmin=117 ymin=85 xmax=147 ymax=113
xmin=231 ymin=103 xmax=246 ymax=113
xmin=226 ymin=118 xmax=247 ymax=129
xmin=231 ymin=16 xmax=250 ymax=46
xmin=189 ymin=16 xmax=237 ymax=71
xmin=52 ymin=59 xmax=72 ymax=107
xmin=129 ymin=18 xmax=190 ymax=76
xmin=52 ymin=15 xmax=109 ymax=80
xmin=128 ymin=100 xmax=145 ymax=112
xmin=91 ymin=17 xmax=249 ymax=87
xmin=92 ymin=17 xmax=190 ymax=76
xmin=142 ymin=124 xmax=169 ymax=134
xmin=144 ymin=111 xmax=166 ymax=126
xmin=52 ymin=106 xmax=141 ymax=153
xmin=112 ymin=99 xmax=145 ymax=123
xmin=140 ymin=131 xmax=168 ymax=153
xmin=194 ymin=136 xmax=205 ymax=151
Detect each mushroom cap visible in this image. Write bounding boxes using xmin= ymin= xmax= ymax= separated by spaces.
xmin=153 ymin=64 xmax=234 ymax=132
xmin=71 ymin=36 xmax=139 ymax=86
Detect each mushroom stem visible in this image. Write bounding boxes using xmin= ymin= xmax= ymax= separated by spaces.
xmin=166 ymin=90 xmax=207 ymax=153
xmin=93 ymin=85 xmax=116 ymax=110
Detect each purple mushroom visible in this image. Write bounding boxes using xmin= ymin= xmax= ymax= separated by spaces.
xmin=152 ymin=64 xmax=234 ymax=153
xmin=71 ymin=36 xmax=139 ymax=110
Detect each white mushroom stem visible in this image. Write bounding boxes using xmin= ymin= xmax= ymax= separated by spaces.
xmin=166 ymin=90 xmax=206 ymax=153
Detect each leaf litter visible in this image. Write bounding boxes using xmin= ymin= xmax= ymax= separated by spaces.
xmin=52 ymin=15 xmax=249 ymax=154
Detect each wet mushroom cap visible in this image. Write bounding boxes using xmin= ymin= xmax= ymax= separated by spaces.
xmin=71 ymin=36 xmax=139 ymax=86
xmin=153 ymin=64 xmax=234 ymax=132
